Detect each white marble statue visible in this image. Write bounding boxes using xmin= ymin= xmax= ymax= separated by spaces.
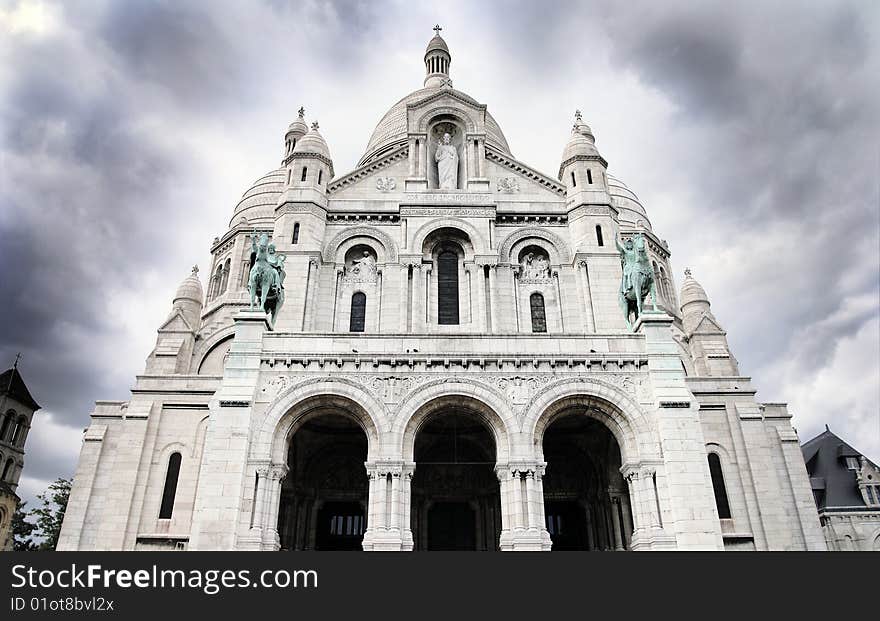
xmin=434 ymin=132 xmax=458 ymax=189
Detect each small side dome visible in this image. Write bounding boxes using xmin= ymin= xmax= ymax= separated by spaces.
xmin=560 ymin=129 xmax=600 ymax=163
xmin=572 ymin=109 xmax=595 ymax=142
xmin=292 ymin=122 xmax=332 ymax=160
xmin=174 ymin=265 xmax=204 ymax=306
xmin=679 ymin=268 xmax=710 ymax=309
xmin=426 ymin=32 xmax=450 ymax=55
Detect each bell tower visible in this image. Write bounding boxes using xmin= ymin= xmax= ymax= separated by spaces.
xmin=424 ymin=24 xmax=452 ymax=88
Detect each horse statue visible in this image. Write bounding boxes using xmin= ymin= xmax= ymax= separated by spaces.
xmin=616 ymin=233 xmax=657 ymax=329
xmin=248 ymin=233 xmax=286 ymax=329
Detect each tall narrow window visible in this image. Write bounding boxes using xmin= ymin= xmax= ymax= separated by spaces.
xmin=530 ymin=293 xmax=547 ymax=333
xmin=595 ymin=225 xmax=604 ymax=247
xmin=349 ymin=292 xmax=366 ymax=332
xmin=287 ymin=169 xmax=292 ymax=184
xmin=437 ymin=250 xmax=460 ymax=325
xmin=2 ymin=458 xmax=13 ymax=481
xmin=318 ymin=169 xmax=323 ymax=185
xmin=570 ymin=171 xmax=577 ymax=187
xmin=159 ymin=452 xmax=182 ymax=519
xmin=292 ymin=223 xmax=300 ymax=244
xmin=587 ymin=169 xmax=593 ymax=184
xmin=11 ymin=418 xmax=26 ymax=446
xmin=708 ymin=453 xmax=731 ymax=519
xmin=0 ymin=411 xmax=12 ymax=441
xmin=220 ymin=259 xmax=230 ymax=294
xmin=301 ymin=167 xmax=308 ymax=182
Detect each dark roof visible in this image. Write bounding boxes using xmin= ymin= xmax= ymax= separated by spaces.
xmin=801 ymin=428 xmax=876 ymax=510
xmin=0 ymin=367 xmax=40 ymax=411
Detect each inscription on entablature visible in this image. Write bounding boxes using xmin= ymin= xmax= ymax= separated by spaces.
xmin=400 ymin=206 xmax=495 ymax=217
xmin=401 ymin=192 xmax=495 ymax=206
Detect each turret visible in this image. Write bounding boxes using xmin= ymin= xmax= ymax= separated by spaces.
xmin=145 ymin=266 xmax=203 ymax=374
xmin=424 ymin=24 xmax=452 ymax=88
xmin=282 ymin=106 xmax=309 ymax=161
xmin=679 ymin=269 xmax=739 ymax=376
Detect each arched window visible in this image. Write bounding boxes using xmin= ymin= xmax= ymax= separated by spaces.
xmin=2 ymin=458 xmax=13 ymax=482
xmin=595 ymin=225 xmax=604 ymax=247
xmin=530 ymin=293 xmax=547 ymax=333
xmin=587 ymin=169 xmax=593 ymax=184
xmin=0 ymin=411 xmax=13 ymax=442
xmin=570 ymin=171 xmax=577 ymax=187
xmin=11 ymin=417 xmax=27 ymax=446
xmin=707 ymin=453 xmax=731 ymax=519
xmin=301 ymin=167 xmax=308 ymax=182
xmin=159 ymin=452 xmax=182 ymax=519
xmin=211 ymin=265 xmax=223 ymax=300
xmin=437 ymin=250 xmax=460 ymax=325
xmin=349 ymin=292 xmax=366 ymax=332
xmin=292 ymin=223 xmax=300 ymax=244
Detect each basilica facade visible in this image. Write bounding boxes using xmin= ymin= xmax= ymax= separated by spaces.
xmin=57 ymin=30 xmax=825 ymax=551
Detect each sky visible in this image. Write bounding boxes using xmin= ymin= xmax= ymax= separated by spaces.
xmin=1 ymin=0 xmax=878 ymax=510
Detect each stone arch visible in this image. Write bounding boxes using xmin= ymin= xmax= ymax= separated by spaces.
xmin=322 ymin=226 xmax=398 ymax=264
xmin=415 ymin=106 xmax=478 ymax=135
xmin=394 ymin=379 xmax=514 ymax=463
xmin=411 ymin=218 xmax=487 ymax=257
xmin=194 ymin=329 xmax=235 ymax=375
xmin=153 ymin=441 xmax=188 ymax=466
xmin=499 ymin=227 xmax=572 ymax=265
xmin=254 ymin=378 xmax=387 ymax=464
xmin=523 ymin=378 xmax=655 ymax=465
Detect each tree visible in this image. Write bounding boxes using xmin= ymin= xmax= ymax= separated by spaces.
xmin=29 ymin=478 xmax=71 ymax=550
xmin=12 ymin=501 xmax=37 ymax=551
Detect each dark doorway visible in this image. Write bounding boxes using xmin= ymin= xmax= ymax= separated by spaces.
xmin=278 ymin=413 xmax=368 ymax=550
xmin=544 ymin=500 xmax=588 ymax=550
xmin=428 ymin=502 xmax=476 ymax=550
xmin=542 ymin=414 xmax=630 ymax=550
xmin=316 ymin=501 xmax=366 ymax=550
xmin=412 ymin=410 xmax=500 ymax=550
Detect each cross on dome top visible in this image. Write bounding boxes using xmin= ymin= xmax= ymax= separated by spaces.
xmin=433 ymin=24 xmax=442 ymax=35
xmin=311 ymin=121 xmax=319 ymax=130
xmin=298 ymin=106 xmax=305 ymax=118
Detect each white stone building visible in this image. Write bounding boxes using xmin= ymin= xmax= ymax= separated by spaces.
xmin=58 ymin=30 xmax=825 ymax=551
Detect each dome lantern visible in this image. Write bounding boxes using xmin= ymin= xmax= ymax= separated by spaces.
xmin=283 ymin=106 xmax=309 ymax=160
xmin=424 ymin=24 xmax=452 ymax=88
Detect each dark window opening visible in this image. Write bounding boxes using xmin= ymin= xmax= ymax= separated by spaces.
xmin=530 ymin=292 xmax=547 ymax=333
xmin=595 ymin=225 xmax=604 ymax=247
xmin=2 ymin=458 xmax=13 ymax=481
xmin=301 ymin=167 xmax=307 ymax=182
xmin=292 ymin=223 xmax=300 ymax=244
xmin=708 ymin=453 xmax=731 ymax=519
xmin=159 ymin=452 xmax=182 ymax=519
xmin=587 ymin=169 xmax=593 ymax=184
xmin=349 ymin=292 xmax=366 ymax=332
xmin=570 ymin=171 xmax=577 ymax=187
xmin=318 ymin=169 xmax=323 ymax=185
xmin=437 ymin=250 xmax=460 ymax=325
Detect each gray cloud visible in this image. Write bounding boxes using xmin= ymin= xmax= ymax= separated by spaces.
xmin=1 ymin=0 xmax=877 ymax=510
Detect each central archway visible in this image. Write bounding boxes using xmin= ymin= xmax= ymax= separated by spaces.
xmin=411 ymin=410 xmax=501 ymax=550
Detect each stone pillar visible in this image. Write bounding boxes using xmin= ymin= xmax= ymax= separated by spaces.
xmin=399 ymin=264 xmax=410 ymax=332
xmin=487 ymin=265 xmax=499 ymax=333
xmin=401 ymin=463 xmax=415 ymax=551
xmin=261 ymin=463 xmax=288 ymax=550
xmin=411 ymin=264 xmax=423 ymax=332
xmin=250 ymin=465 xmax=269 ymax=535
xmin=609 ymin=493 xmax=624 ymax=551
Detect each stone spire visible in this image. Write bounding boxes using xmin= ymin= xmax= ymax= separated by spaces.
xmin=679 ymin=268 xmax=712 ymax=334
xmin=283 ymin=106 xmax=309 ymax=160
xmin=424 ymin=25 xmax=452 ymax=88
xmin=172 ymin=264 xmax=204 ymax=330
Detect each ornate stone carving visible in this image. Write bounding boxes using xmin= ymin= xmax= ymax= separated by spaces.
xmin=490 ymin=375 xmax=553 ymax=405
xmin=518 ymin=251 xmax=551 ymax=283
xmin=375 ymin=176 xmax=396 ymax=192
xmin=497 ymin=177 xmax=520 ymax=193
xmin=343 ymin=250 xmax=378 ymax=284
xmin=261 ymin=375 xmax=291 ymax=399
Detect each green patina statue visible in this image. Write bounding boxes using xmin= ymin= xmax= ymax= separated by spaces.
xmin=617 ymin=233 xmax=657 ymax=329
xmin=248 ymin=233 xmax=286 ymax=329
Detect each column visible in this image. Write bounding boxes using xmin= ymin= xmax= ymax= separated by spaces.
xmin=390 ymin=470 xmax=401 ymax=530
xmin=375 ymin=269 xmax=383 ymax=332
xmin=512 ymin=266 xmax=521 ymax=332
xmin=577 ymin=260 xmax=596 ymax=332
xmin=399 ymin=264 xmax=410 ymax=332
xmin=424 ymin=265 xmax=433 ymax=325
xmin=553 ymin=270 xmax=565 ymax=332
xmin=610 ymin=493 xmax=624 ymax=550
xmin=470 ymin=264 xmax=486 ymax=332
xmin=625 ymin=471 xmax=641 ymax=534
xmin=401 ymin=463 xmax=415 ymax=550
xmin=487 ymin=265 xmax=499 ymax=333
xmin=642 ymin=468 xmax=661 ymax=528
xmin=263 ymin=463 xmax=288 ymax=550
xmin=250 ymin=465 xmax=269 ymax=533
xmin=332 ymin=267 xmax=343 ymax=331
xmin=411 ymin=264 xmax=423 ymax=332
xmin=525 ymin=470 xmax=539 ymax=530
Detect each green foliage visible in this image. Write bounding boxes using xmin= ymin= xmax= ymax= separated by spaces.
xmin=12 ymin=501 xmax=37 ymax=551
xmin=12 ymin=478 xmax=71 ymax=551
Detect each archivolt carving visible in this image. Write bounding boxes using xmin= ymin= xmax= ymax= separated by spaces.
xmin=322 ymin=226 xmax=398 ymax=263
xmin=499 ymin=227 xmax=572 ymax=264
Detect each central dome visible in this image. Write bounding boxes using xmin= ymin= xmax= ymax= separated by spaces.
xmin=358 ymin=87 xmax=511 ymax=167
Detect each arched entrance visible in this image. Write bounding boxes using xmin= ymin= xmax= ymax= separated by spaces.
xmin=278 ymin=413 xmax=369 ymax=550
xmin=542 ymin=414 xmax=632 ymax=550
xmin=411 ymin=411 xmax=501 ymax=550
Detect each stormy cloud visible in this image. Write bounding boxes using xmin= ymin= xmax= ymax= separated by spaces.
xmin=0 ymin=0 xmax=877 ymax=507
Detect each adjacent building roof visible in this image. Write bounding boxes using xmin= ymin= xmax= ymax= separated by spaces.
xmin=0 ymin=367 xmax=40 ymax=412
xmin=802 ymin=427 xmax=877 ymax=510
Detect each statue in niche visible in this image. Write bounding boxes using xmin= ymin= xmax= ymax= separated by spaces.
xmin=434 ymin=132 xmax=459 ymax=190
xmin=345 ymin=250 xmax=378 ymax=283
xmin=520 ymin=252 xmax=550 ymax=280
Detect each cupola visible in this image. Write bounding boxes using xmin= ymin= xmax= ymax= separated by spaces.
xmin=424 ymin=24 xmax=452 ymax=88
